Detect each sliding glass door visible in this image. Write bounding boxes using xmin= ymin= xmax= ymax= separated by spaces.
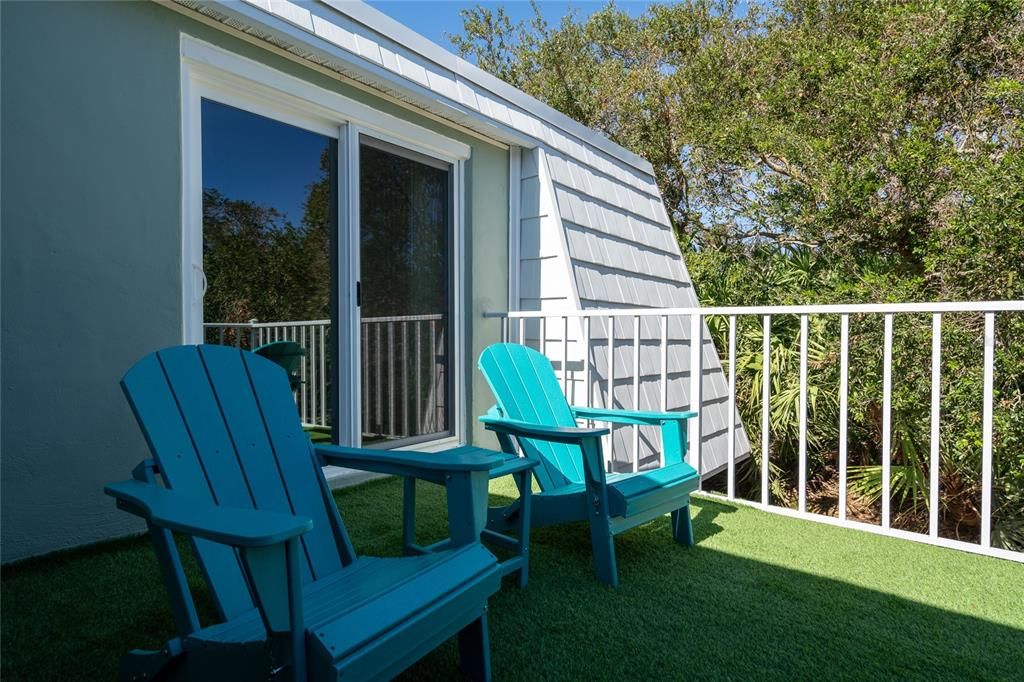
xmin=193 ymin=93 xmax=458 ymax=450
xmin=358 ymin=137 xmax=453 ymax=446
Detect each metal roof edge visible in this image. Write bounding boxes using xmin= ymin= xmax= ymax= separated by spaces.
xmin=310 ymin=0 xmax=656 ymax=176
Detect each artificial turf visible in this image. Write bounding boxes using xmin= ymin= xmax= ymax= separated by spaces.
xmin=2 ymin=476 xmax=1022 ymax=681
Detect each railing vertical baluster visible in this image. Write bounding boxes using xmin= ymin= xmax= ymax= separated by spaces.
xmin=762 ymin=315 xmax=771 ymax=507
xmin=502 ymin=317 xmax=509 ymax=344
xmin=929 ymin=313 xmax=942 ymax=537
xmin=839 ymin=314 xmax=849 ymax=521
xmin=218 ymin=329 xmax=225 ymax=345
xmin=632 ymin=315 xmax=641 ymax=473
xmin=319 ymin=324 xmax=326 ymax=428
xmin=606 ymin=315 xmax=615 ymax=468
xmin=659 ymin=314 xmax=668 ymax=467
xmin=539 ymin=317 xmax=547 ymax=356
xmin=376 ymin=323 xmax=383 ymax=437
xmin=429 ymin=319 xmax=437 ymax=431
xmin=689 ymin=313 xmax=702 ymax=489
xmin=388 ymin=322 xmax=396 ymax=437
xmin=297 ymin=326 xmax=305 ymax=423
xmin=362 ymin=323 xmax=369 ymax=436
xmin=882 ymin=313 xmax=894 ymax=528
xmin=518 ymin=317 xmax=525 ymax=346
xmin=310 ymin=325 xmax=318 ymax=428
xmin=402 ymin=322 xmax=409 ymax=437
xmin=562 ymin=315 xmax=570 ymax=399
xmin=583 ymin=316 xmax=592 ymax=411
xmin=798 ymin=314 xmax=808 ymax=513
xmin=416 ymin=321 xmax=423 ymax=435
xmin=981 ymin=312 xmax=995 ymax=547
xmin=727 ymin=314 xmax=736 ymax=499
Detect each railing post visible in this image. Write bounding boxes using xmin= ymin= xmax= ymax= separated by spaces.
xmin=761 ymin=315 xmax=771 ymax=507
xmin=583 ymin=316 xmax=592 ymax=411
xmin=881 ymin=313 xmax=894 ymax=529
xmin=632 ymin=315 xmax=641 ymax=473
xmin=839 ymin=314 xmax=849 ymax=522
xmin=606 ymin=315 xmax=615 ymax=469
xmin=798 ymin=314 xmax=808 ymax=513
xmin=727 ymin=314 xmax=736 ymax=499
xmin=563 ymin=315 xmax=570 ymax=400
xmin=689 ymin=313 xmax=702 ymax=488
xmin=981 ymin=312 xmax=995 ymax=547
xmin=929 ymin=313 xmax=941 ymax=538
xmin=660 ymin=314 xmax=668 ymax=468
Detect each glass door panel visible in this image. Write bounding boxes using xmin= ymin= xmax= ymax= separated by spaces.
xmin=359 ymin=137 xmax=452 ymax=446
xmin=200 ymin=98 xmax=338 ymax=442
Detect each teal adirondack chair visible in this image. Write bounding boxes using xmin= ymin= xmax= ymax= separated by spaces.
xmin=105 ymin=345 xmax=503 ymax=681
xmin=478 ymin=343 xmax=700 ymax=587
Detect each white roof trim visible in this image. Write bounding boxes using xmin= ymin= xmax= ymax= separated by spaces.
xmin=176 ymin=0 xmax=657 ymax=184
xmin=321 ymin=0 xmax=653 ymax=171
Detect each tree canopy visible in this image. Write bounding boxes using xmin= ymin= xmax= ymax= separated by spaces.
xmin=452 ymin=0 xmax=1024 ymax=304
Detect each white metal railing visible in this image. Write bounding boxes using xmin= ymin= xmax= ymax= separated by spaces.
xmin=485 ymin=301 xmax=1024 ymax=562
xmin=204 ymin=314 xmax=446 ymax=439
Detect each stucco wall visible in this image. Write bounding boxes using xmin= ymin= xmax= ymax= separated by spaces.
xmin=0 ymin=0 xmax=508 ymax=562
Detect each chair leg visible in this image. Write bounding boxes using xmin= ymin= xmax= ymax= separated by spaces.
xmin=515 ymin=471 xmax=532 ymax=588
xmin=671 ymin=504 xmax=695 ymax=547
xmin=588 ymin=514 xmax=619 ymax=588
xmin=402 ymin=476 xmax=416 ymax=555
xmin=457 ymin=613 xmax=492 ymax=682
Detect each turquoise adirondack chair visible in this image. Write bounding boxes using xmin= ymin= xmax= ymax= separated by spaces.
xmin=478 ymin=343 xmax=700 ymax=587
xmin=105 ymin=345 xmax=503 ymax=681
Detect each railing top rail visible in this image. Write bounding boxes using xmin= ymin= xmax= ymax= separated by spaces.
xmin=203 ymin=320 xmax=331 ymax=329
xmin=204 ymin=314 xmax=445 ymax=329
xmin=484 ymin=300 xmax=1024 ymax=319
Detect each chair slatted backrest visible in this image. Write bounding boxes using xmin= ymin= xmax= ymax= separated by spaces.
xmin=478 ymin=343 xmax=584 ymax=488
xmin=121 ymin=345 xmax=349 ymax=621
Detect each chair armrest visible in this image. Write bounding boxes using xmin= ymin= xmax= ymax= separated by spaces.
xmin=315 ymin=444 xmax=503 ymax=477
xmin=479 ymin=416 xmax=609 ymax=444
xmin=105 ymin=480 xmax=313 ymax=548
xmin=572 ymin=406 xmax=698 ymax=425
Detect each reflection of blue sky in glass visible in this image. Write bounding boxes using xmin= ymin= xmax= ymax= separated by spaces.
xmin=201 ymin=99 xmax=331 ymax=225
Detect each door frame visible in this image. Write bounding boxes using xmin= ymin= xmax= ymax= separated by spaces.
xmin=180 ymin=35 xmax=470 ymax=448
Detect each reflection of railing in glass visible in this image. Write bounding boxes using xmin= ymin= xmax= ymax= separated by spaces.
xmin=360 ymin=314 xmax=446 ymax=442
xmin=203 ymin=316 xmax=446 ymax=441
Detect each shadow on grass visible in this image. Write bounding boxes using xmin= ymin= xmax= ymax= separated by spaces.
xmin=2 ymin=480 xmax=1020 ymax=681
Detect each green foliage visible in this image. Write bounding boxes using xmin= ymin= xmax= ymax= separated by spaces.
xmin=454 ymin=0 xmax=1024 ymax=547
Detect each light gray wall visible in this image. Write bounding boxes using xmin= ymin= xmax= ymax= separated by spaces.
xmin=1 ymin=0 xmax=508 ymax=562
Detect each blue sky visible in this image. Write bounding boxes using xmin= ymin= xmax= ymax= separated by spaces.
xmin=365 ymin=1 xmax=650 ymax=50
